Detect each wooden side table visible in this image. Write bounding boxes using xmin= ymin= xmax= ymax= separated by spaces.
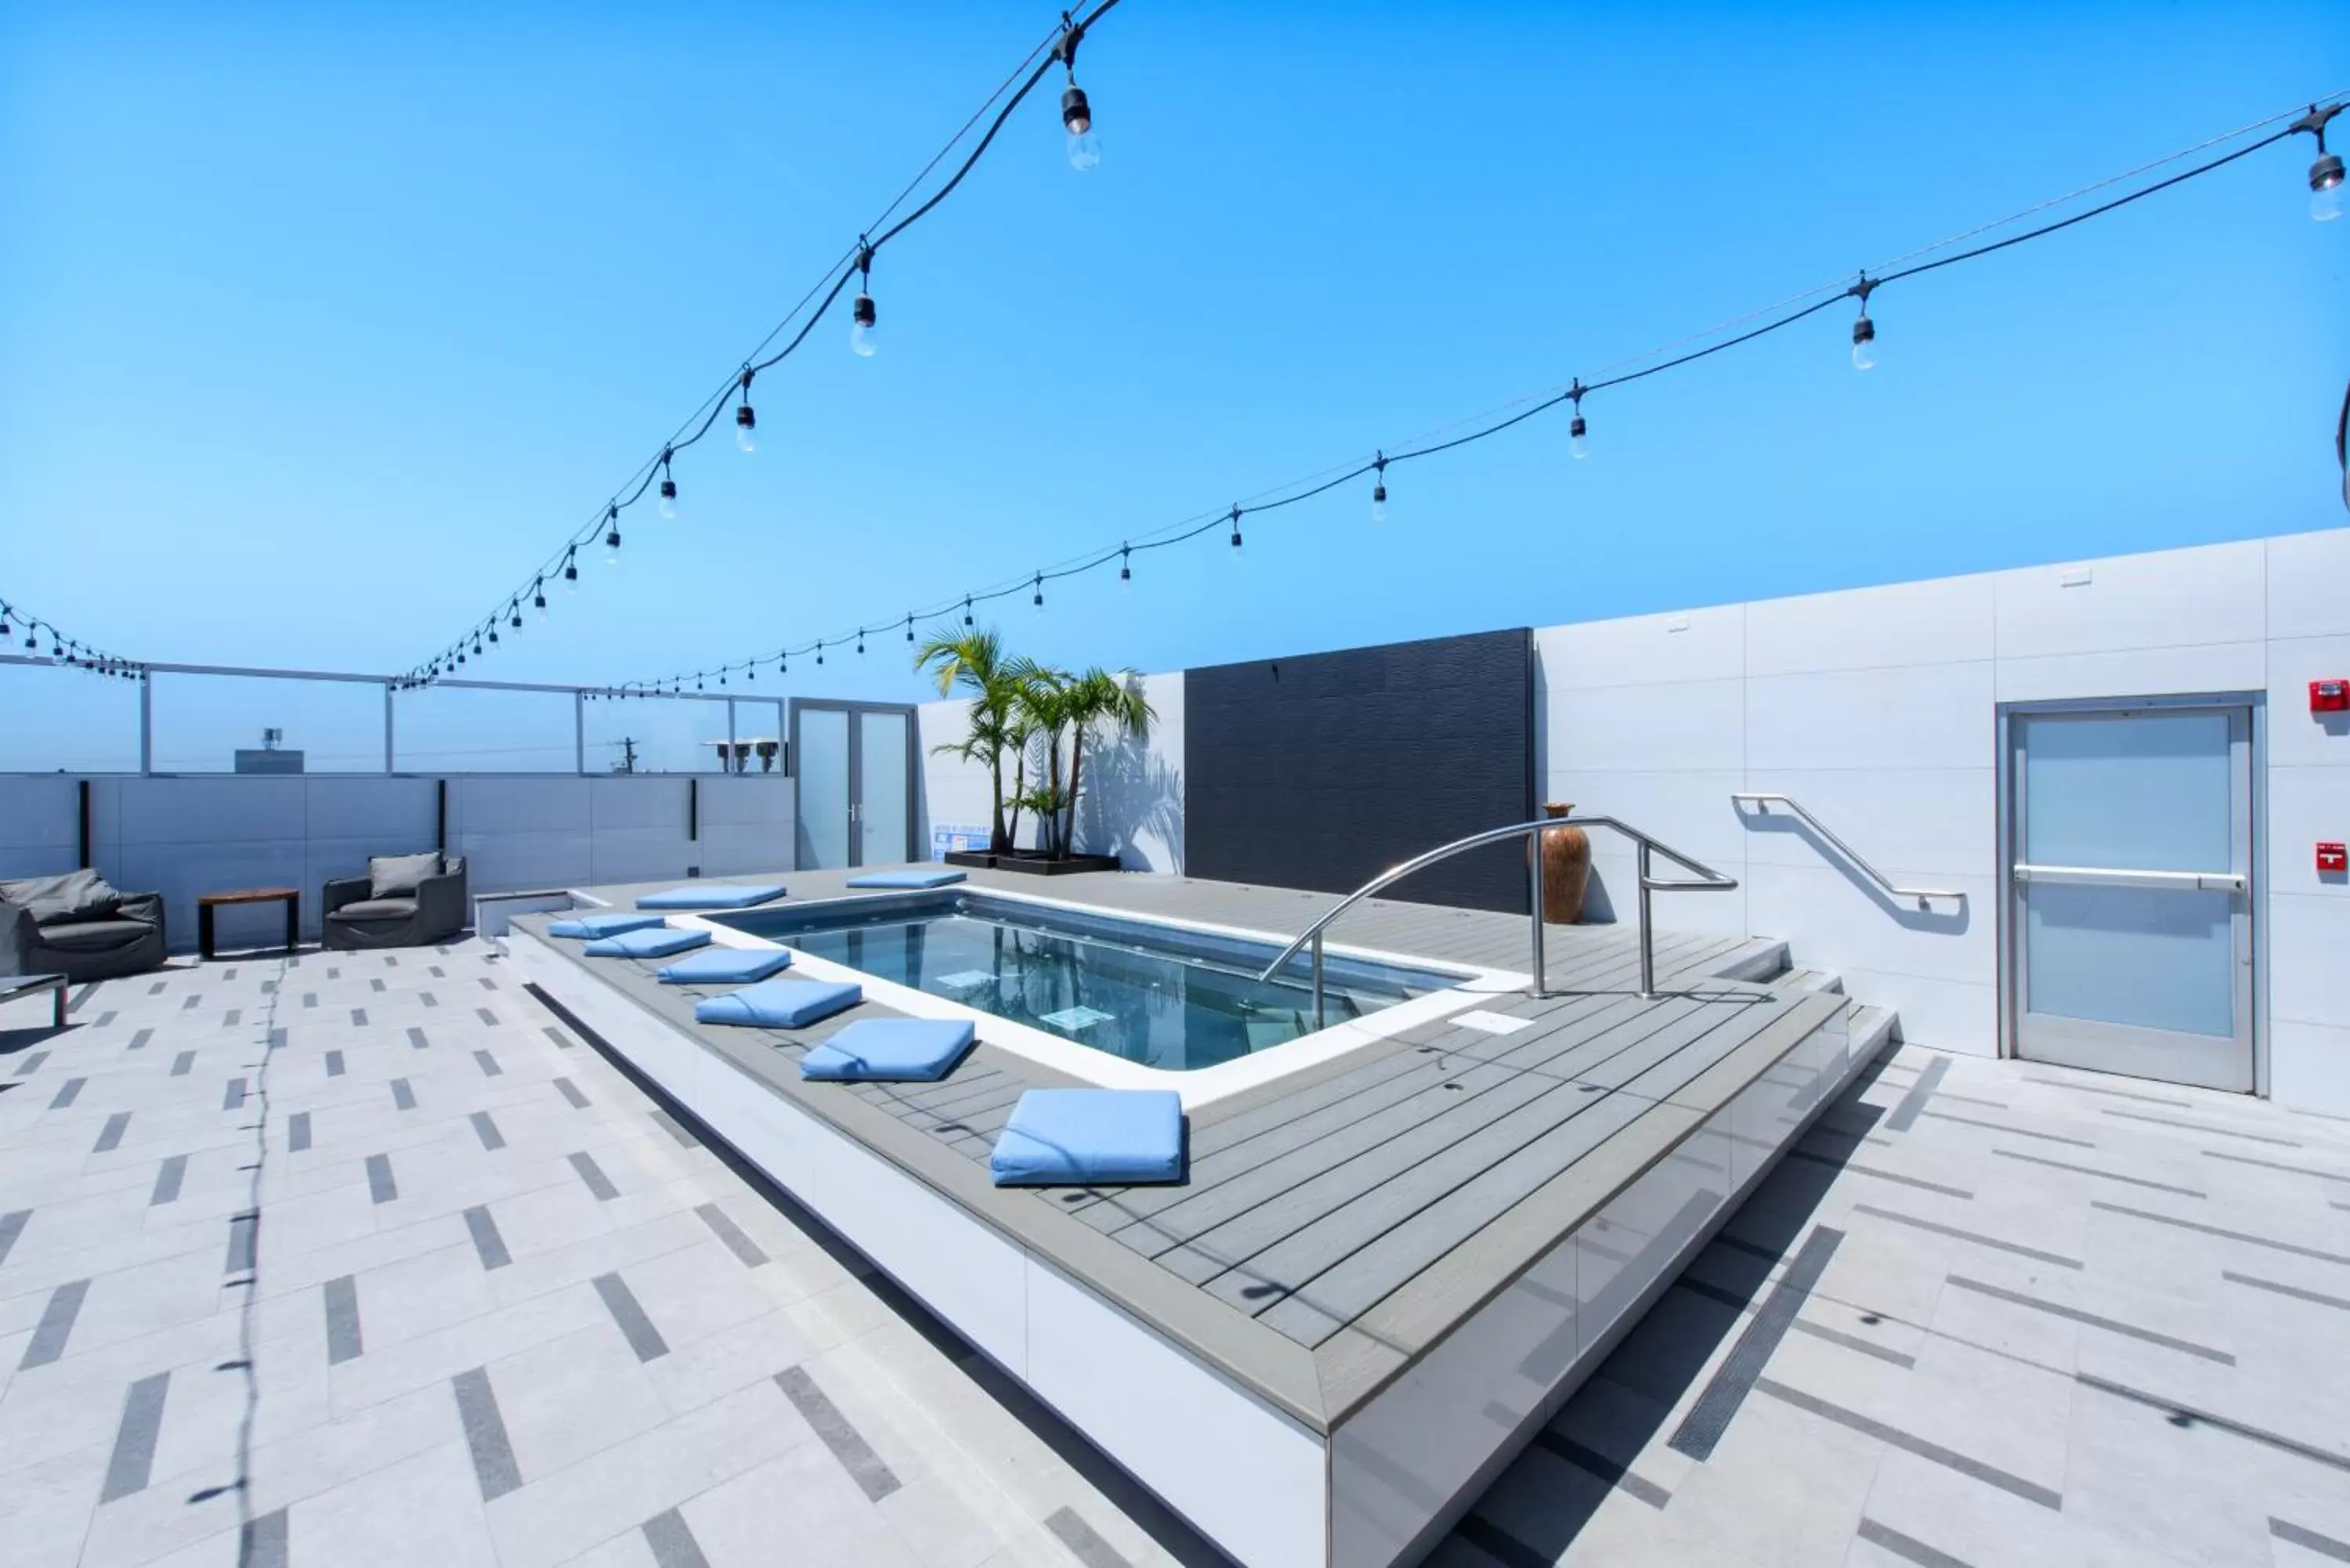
xmin=198 ymin=888 xmax=300 ymax=959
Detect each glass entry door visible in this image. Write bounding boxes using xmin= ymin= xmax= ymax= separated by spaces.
xmin=791 ymin=700 xmax=916 ymax=870
xmin=2008 ymin=704 xmax=2254 ymax=1092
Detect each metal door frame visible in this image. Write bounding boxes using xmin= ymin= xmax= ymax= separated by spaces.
xmin=787 ymin=698 xmax=919 ymax=868
xmin=1995 ymin=691 xmax=2265 ymax=1095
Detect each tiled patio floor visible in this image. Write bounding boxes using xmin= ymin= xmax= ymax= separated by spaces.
xmin=3 ymin=941 xmax=2347 ymax=1568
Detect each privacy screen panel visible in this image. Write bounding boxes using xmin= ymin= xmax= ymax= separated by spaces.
xmin=1184 ymin=628 xmax=1535 ymax=913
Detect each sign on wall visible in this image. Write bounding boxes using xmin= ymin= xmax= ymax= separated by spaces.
xmin=931 ymin=822 xmax=991 ymax=861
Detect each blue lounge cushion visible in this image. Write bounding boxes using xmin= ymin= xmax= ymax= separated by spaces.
xmin=695 ymin=978 xmax=862 ymax=1029
xmin=990 ymin=1089 xmax=1186 ymax=1187
xmin=548 ymin=911 xmax=667 ymax=940
xmin=636 ymin=883 xmax=786 ymax=910
xmin=581 ymin=927 xmax=710 ymax=959
xmin=655 ymin=946 xmax=794 ymax=985
xmin=801 ymin=1018 xmax=977 ymax=1082
xmin=844 ymin=868 xmax=967 ymax=890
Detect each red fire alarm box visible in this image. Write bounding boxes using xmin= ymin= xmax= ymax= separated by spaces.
xmin=2314 ymin=679 xmax=2350 ymax=713
xmin=2321 ymin=843 xmax=2348 ymax=874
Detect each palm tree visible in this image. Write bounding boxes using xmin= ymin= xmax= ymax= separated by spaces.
xmin=913 ymin=627 xmax=1019 ymax=854
xmin=1011 ymin=665 xmax=1079 ymax=856
xmin=1059 ymin=667 xmax=1154 ymax=858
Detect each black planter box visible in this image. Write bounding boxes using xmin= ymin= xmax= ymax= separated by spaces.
xmin=945 ymin=850 xmax=1122 ymax=876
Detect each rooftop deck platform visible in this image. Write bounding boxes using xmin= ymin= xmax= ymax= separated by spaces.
xmin=509 ymin=866 xmax=1878 ymax=1566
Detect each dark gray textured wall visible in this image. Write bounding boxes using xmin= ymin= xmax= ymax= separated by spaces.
xmin=1184 ymin=628 xmax=1535 ymax=913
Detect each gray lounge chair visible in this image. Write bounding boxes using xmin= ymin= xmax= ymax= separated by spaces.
xmin=1 ymin=869 xmax=168 ymax=982
xmin=322 ymin=854 xmax=468 ymax=951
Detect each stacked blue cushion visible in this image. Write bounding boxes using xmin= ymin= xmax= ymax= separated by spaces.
xmin=548 ymin=911 xmax=667 ymax=940
xmin=636 ymin=883 xmax=786 ymax=910
xmin=656 ymin=946 xmax=794 ymax=985
xmin=695 ymin=978 xmax=862 ymax=1028
xmin=581 ymin=927 xmax=710 ymax=959
xmin=989 ymin=1089 xmax=1186 ymax=1187
xmin=844 ymin=868 xmax=967 ymax=890
xmin=801 ymin=1018 xmax=976 ymax=1082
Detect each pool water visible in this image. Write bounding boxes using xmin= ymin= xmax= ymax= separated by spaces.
xmin=722 ymin=894 xmax=1448 ymax=1071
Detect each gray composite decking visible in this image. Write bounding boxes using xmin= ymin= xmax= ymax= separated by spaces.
xmin=516 ymin=865 xmax=1847 ymax=1430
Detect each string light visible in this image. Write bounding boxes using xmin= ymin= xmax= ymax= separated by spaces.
xmin=1056 ymin=12 xmax=1101 ymax=172
xmin=2302 ymin=103 xmax=2345 ymax=220
xmin=1370 ymin=454 xmax=1387 ymax=521
xmin=604 ymin=507 xmax=622 ymax=563
xmin=851 ymin=241 xmax=878 ymax=357
xmin=534 ymin=579 xmax=548 ymax=622
xmin=1032 ymin=573 xmax=1045 ymax=612
xmin=1849 ymin=275 xmax=1878 ymax=371
xmin=563 ymin=548 xmax=579 ymax=591
xmin=734 ymin=370 xmax=757 ymax=453
xmin=1227 ymin=504 xmax=1244 ymax=555
xmin=1119 ymin=544 xmax=1131 ymax=587
xmin=659 ymin=448 xmax=678 ymax=518
xmin=905 ymin=615 xmax=915 ymax=641
xmin=1568 ymin=382 xmax=1589 ymax=460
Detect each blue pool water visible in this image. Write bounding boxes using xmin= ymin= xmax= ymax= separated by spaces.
xmin=721 ymin=894 xmax=1453 ymax=1071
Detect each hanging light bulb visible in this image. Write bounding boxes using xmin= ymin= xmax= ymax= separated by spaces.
xmin=856 ymin=630 xmax=866 ymax=656
xmin=1119 ymin=544 xmax=1132 ymax=589
xmin=747 ymin=664 xmax=756 ymax=681
xmin=735 ymin=370 xmax=757 ymax=453
xmin=1850 ymin=276 xmax=1878 ymax=371
xmin=0 ymin=611 xmax=10 ymax=638
xmin=851 ymin=242 xmax=878 ymax=357
xmin=1228 ymin=504 xmax=1245 ymax=556
xmin=534 ymin=579 xmax=548 ymax=622
xmin=1371 ymin=453 xmax=1388 ymax=522
xmin=604 ymin=506 xmax=622 ymax=563
xmin=2301 ymin=105 xmax=2345 ymax=221
xmin=1032 ymin=573 xmax=1045 ymax=613
xmin=816 ymin=641 xmax=826 ymax=666
xmin=963 ymin=597 xmax=974 ymax=627
xmin=563 ymin=549 xmax=580 ymax=591
xmin=508 ymin=603 xmax=522 ymax=631
xmin=1568 ymin=381 xmax=1589 ymax=460
xmin=658 ymin=448 xmax=679 ymax=518
xmin=1057 ymin=19 xmax=1100 ymax=171
xmin=904 ymin=615 xmax=914 ymax=642
xmin=488 ymin=625 xmax=500 ymax=645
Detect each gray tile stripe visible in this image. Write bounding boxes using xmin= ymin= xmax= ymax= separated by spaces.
xmin=1885 ymin=1055 xmax=1949 ymax=1133
xmin=694 ymin=1203 xmax=768 ymax=1267
xmin=479 ymin=976 xmax=497 ymax=989
xmin=1668 ymin=1227 xmax=1842 ymax=1461
xmin=390 ymin=1078 xmax=416 ymax=1110
xmin=349 ymin=1009 xmax=367 ymax=1027
xmin=2028 ymin=1075 xmax=2192 ymax=1108
xmin=2203 ymin=1149 xmax=2350 ymax=1185
xmin=13 ymin=1050 xmax=49 ymax=1077
xmin=776 ymin=1365 xmax=899 ymax=1501
xmin=301 ymin=993 xmax=315 ymax=1009
xmin=366 ymin=1153 xmax=397 ymax=1204
xmin=222 ymin=1078 xmax=246 ymax=1111
xmin=470 ymin=1111 xmax=505 ymax=1151
xmin=1452 ymin=1514 xmax=1547 ymax=1568
xmin=2223 ymin=1270 xmax=2350 ymax=1313
xmin=1853 ymin=1204 xmax=2084 ymax=1270
xmin=452 ymin=1367 xmax=522 ymax=1501
xmin=93 ymin=1111 xmax=132 ymax=1153
xmin=269 ymin=1027 xmax=287 ymax=1050
xmin=1532 ymin=1428 xmax=1672 ymax=1508
xmin=151 ymin=1155 xmax=187 ymax=1206
xmin=2272 ymin=1518 xmax=2350 ymax=1563
xmin=1946 ymin=1275 xmax=2233 ymax=1364
xmin=240 ymin=1508 xmax=290 ymax=1568
xmin=649 ymin=1109 xmax=700 ymax=1148
xmin=185 ymin=994 xmax=202 ymax=1010
xmin=592 ymin=1272 xmax=669 ymax=1362
xmin=1922 ymin=1109 xmax=2098 ymax=1149
xmin=641 ymin=1508 xmax=713 ymax=1568
xmin=226 ymin=1212 xmax=258 ymax=1274
xmin=222 ymin=1010 xmax=240 ymax=1027
xmin=67 ymin=982 xmax=97 ymax=1013
xmin=371 ymin=978 xmax=385 ymax=992
xmin=1795 ymin=1318 xmax=1917 ymax=1369
xmin=1043 ymin=1506 xmax=1133 ymax=1568
xmin=476 ymin=1007 xmax=499 ymax=1026
xmin=554 ymin=1077 xmax=588 ymax=1108
xmin=99 ymin=1371 xmax=171 ymax=1501
xmin=51 ymin=1075 xmax=86 ymax=1108
xmin=21 ymin=1278 xmax=91 ymax=1368
xmin=170 ymin=1051 xmax=194 ymax=1076
xmin=543 ymin=1024 xmax=573 ymax=1050
xmin=2100 ymin=1107 xmax=2301 ymax=1147
xmin=2092 ymin=1200 xmax=2350 ymax=1265
xmin=464 ymin=1205 xmax=512 ymax=1270
xmin=324 ymin=1274 xmax=363 ymax=1364
xmin=421 ymin=992 xmax=436 ymax=1006
xmin=325 ymin=1050 xmax=346 ymax=1076
xmin=473 ymin=1050 xmax=501 ymax=1078
xmin=569 ymin=1151 xmax=616 ymax=1201
xmin=1856 ymin=1517 xmax=1972 ymax=1568
xmin=288 ymin=1111 xmax=312 ymax=1153
xmin=148 ymin=980 xmax=166 ymax=995
xmin=1991 ymin=1147 xmax=2206 ymax=1198
xmin=2077 ymin=1372 xmax=2350 ymax=1473
xmin=128 ymin=1028 xmax=152 ymax=1050
xmin=0 ymin=1209 xmax=27 ymax=1266
xmin=94 ymin=1010 xmax=116 ymax=1026
xmin=1756 ymin=1377 xmax=2062 ymax=1508
xmin=1788 ymin=1147 xmax=1974 ymax=1199
xmin=407 ymin=1027 xmax=428 ymax=1049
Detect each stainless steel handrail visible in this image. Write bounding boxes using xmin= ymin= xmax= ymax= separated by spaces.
xmin=1256 ymin=815 xmax=1740 ymax=1022
xmin=1730 ymin=793 xmax=1968 ymax=910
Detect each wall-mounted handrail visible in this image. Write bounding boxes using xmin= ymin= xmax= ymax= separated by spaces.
xmin=1730 ymin=793 xmax=1968 ymax=909
xmin=1256 ymin=815 xmax=1740 ymax=1022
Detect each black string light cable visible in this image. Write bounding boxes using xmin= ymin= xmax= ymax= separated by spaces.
xmin=403 ymin=2 xmax=1122 ymax=688
xmin=604 ymin=92 xmax=2345 ymax=699
xmin=0 ymin=593 xmax=144 ymax=681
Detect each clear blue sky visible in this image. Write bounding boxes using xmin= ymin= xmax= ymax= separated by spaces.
xmin=3 ymin=2 xmax=2345 ymax=772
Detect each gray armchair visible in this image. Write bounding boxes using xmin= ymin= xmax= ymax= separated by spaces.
xmin=1 ymin=870 xmax=168 ymax=982
xmin=323 ymin=855 xmax=468 ymax=951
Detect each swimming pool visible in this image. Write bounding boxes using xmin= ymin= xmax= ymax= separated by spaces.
xmin=720 ymin=892 xmax=1457 ymax=1071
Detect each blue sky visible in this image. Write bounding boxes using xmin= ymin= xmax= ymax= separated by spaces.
xmin=3 ymin=2 xmax=2345 ymax=772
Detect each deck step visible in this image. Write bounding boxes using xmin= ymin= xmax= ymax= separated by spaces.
xmin=1766 ymin=967 xmax=1846 ymax=998
xmin=1702 ymin=937 xmax=1790 ymax=985
xmin=1848 ymin=1001 xmax=1900 ymax=1057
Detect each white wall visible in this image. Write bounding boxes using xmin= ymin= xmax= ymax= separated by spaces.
xmin=915 ymin=670 xmax=1184 ymax=872
xmin=0 ymin=772 xmax=793 ymax=949
xmin=1535 ymin=526 xmax=2350 ymax=1113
